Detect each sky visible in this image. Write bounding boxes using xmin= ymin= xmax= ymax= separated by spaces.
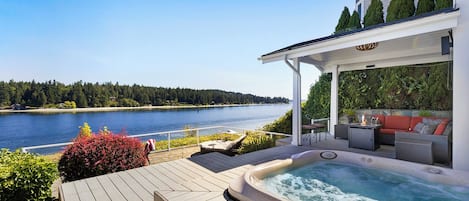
xmin=0 ymin=0 xmax=355 ymax=99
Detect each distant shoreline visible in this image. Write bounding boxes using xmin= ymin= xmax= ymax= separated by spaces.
xmin=0 ymin=104 xmax=284 ymax=114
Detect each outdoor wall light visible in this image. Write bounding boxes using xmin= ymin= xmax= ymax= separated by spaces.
xmin=355 ymin=42 xmax=379 ymax=51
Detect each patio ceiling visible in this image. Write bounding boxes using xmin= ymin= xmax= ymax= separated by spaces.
xmin=260 ymin=8 xmax=460 ymax=72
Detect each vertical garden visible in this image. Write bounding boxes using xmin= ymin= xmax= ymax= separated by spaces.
xmin=265 ymin=62 xmax=453 ymax=134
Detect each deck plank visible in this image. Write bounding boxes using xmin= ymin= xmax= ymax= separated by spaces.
xmin=134 ymin=167 xmax=172 ymax=191
xmin=149 ymin=164 xmax=186 ymax=183
xmin=61 ymin=182 xmax=80 ymax=201
xmin=118 ymin=171 xmax=154 ymax=201
xmin=127 ymin=168 xmax=163 ymax=193
xmin=107 ymin=173 xmax=143 ymax=201
xmin=169 ymin=192 xmax=221 ymax=201
xmin=159 ymin=162 xmax=195 ymax=181
xmin=207 ymin=195 xmax=228 ymax=201
xmin=73 ymin=180 xmax=96 ymax=201
xmin=142 ymin=166 xmax=189 ymax=191
xmin=85 ymin=177 xmax=111 ymax=201
xmin=174 ymin=159 xmax=215 ymax=176
xmin=179 ymin=180 xmax=209 ymax=192
xmin=189 ymin=177 xmax=224 ymax=191
xmin=95 ymin=175 xmax=126 ymax=201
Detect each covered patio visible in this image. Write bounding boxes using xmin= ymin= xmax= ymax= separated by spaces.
xmin=259 ymin=8 xmax=469 ymax=171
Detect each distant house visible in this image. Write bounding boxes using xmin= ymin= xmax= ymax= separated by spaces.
xmin=11 ymin=104 xmax=26 ymax=110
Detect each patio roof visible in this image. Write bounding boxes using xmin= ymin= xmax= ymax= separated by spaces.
xmin=260 ymin=8 xmax=460 ymax=72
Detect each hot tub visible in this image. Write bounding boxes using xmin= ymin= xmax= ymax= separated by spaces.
xmin=228 ymin=150 xmax=469 ymax=201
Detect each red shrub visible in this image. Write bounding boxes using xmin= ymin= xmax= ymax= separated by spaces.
xmin=58 ymin=133 xmax=147 ymax=182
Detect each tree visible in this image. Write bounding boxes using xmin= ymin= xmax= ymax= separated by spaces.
xmin=364 ymin=0 xmax=384 ymax=27
xmin=335 ymin=7 xmax=351 ymax=34
xmin=416 ymin=0 xmax=435 ymax=15
xmin=347 ymin=11 xmax=362 ymax=30
xmin=435 ymin=0 xmax=453 ymax=10
xmin=0 ymin=82 xmax=10 ymax=106
xmin=386 ymin=0 xmax=415 ymax=22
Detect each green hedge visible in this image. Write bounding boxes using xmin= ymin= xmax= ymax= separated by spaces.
xmin=0 ymin=149 xmax=58 ymax=201
xmin=238 ymin=132 xmax=275 ymax=154
xmin=153 ymin=133 xmax=239 ymax=150
xmin=339 ymin=62 xmax=452 ymax=111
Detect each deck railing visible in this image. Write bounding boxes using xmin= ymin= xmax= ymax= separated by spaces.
xmin=21 ymin=126 xmax=291 ymax=154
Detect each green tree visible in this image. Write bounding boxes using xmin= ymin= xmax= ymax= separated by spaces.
xmin=304 ymin=73 xmax=332 ymax=119
xmin=347 ymin=11 xmax=362 ymax=30
xmin=386 ymin=0 xmax=415 ymax=22
xmin=416 ymin=0 xmax=435 ymax=15
xmin=435 ymin=0 xmax=453 ymax=10
xmin=335 ymin=7 xmax=351 ymax=34
xmin=0 ymin=82 xmax=10 ymax=106
xmin=364 ymin=0 xmax=384 ymax=27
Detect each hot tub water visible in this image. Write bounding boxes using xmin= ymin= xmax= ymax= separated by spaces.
xmin=262 ymin=161 xmax=469 ymax=201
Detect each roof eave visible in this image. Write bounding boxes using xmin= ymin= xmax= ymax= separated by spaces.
xmin=259 ymin=10 xmax=460 ymax=64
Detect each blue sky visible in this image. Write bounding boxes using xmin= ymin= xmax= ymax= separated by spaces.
xmin=0 ymin=0 xmax=355 ymax=99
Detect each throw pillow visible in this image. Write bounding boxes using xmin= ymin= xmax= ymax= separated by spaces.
xmin=413 ymin=122 xmax=425 ymax=133
xmin=434 ymin=120 xmax=449 ymax=135
xmin=443 ymin=122 xmax=453 ymax=136
xmin=420 ymin=124 xmax=437 ymax=134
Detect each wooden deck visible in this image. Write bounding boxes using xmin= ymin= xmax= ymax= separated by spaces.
xmin=60 ymin=135 xmax=396 ymax=201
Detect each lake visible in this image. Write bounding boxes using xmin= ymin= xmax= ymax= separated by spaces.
xmin=0 ymin=104 xmax=291 ymax=151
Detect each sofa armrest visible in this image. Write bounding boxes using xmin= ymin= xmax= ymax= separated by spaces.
xmin=395 ymin=131 xmax=451 ymax=164
xmin=395 ymin=131 xmax=449 ymax=142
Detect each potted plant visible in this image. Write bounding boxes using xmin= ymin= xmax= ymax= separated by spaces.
xmin=418 ymin=110 xmax=432 ymax=117
xmin=343 ymin=109 xmax=356 ymax=123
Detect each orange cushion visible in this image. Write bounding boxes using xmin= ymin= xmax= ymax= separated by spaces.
xmin=409 ymin=117 xmax=423 ymax=131
xmin=380 ymin=128 xmax=395 ymax=135
xmin=384 ymin=116 xmax=411 ymax=130
xmin=434 ymin=120 xmax=449 ymax=135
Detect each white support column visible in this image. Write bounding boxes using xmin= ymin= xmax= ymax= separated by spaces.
xmin=292 ymin=58 xmax=302 ymax=146
xmin=452 ymin=0 xmax=469 ymax=171
xmin=330 ymin=65 xmax=339 ymax=137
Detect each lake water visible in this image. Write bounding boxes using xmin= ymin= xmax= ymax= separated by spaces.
xmin=0 ymin=104 xmax=290 ymax=151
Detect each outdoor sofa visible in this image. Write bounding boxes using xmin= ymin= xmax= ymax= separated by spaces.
xmin=372 ymin=115 xmax=449 ymax=145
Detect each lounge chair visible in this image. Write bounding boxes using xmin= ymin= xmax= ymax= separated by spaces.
xmin=199 ymin=134 xmax=247 ymax=156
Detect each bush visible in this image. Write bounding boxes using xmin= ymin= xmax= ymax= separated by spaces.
xmin=59 ymin=100 xmax=76 ymax=109
xmin=238 ymin=132 xmax=275 ymax=154
xmin=58 ymin=133 xmax=147 ymax=182
xmin=0 ymin=149 xmax=58 ymax=201
xmin=78 ymin=122 xmax=92 ymax=138
xmin=364 ymin=0 xmax=384 ymax=27
xmin=118 ymin=98 xmax=140 ymax=107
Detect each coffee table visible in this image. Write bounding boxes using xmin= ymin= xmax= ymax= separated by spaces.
xmin=348 ymin=123 xmax=381 ymax=151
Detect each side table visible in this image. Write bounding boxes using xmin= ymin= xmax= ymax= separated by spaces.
xmin=348 ymin=123 xmax=381 ymax=151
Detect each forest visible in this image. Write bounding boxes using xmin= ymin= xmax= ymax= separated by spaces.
xmin=0 ymin=80 xmax=289 ymax=108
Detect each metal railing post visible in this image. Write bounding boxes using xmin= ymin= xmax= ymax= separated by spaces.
xmin=168 ymin=132 xmax=171 ymax=151
xmin=196 ymin=129 xmax=200 ymax=145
